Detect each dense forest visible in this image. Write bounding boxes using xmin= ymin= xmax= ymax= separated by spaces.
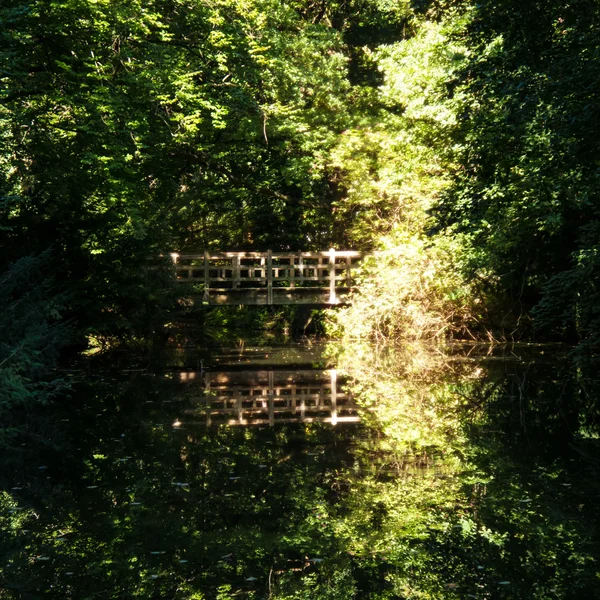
xmin=3 ymin=0 xmax=600 ymax=380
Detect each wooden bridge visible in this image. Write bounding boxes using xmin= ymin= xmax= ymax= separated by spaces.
xmin=178 ymin=369 xmax=361 ymax=426
xmin=168 ymin=249 xmax=363 ymax=305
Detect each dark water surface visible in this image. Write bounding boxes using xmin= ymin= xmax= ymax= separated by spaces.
xmin=1 ymin=340 xmax=599 ymax=599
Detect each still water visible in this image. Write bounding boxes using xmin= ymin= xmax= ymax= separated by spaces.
xmin=1 ymin=339 xmax=599 ymax=599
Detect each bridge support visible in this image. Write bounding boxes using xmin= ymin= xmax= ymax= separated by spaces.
xmin=267 ymin=250 xmax=273 ymax=305
xmin=328 ymin=248 xmax=337 ymax=305
xmin=203 ymin=250 xmax=210 ymax=303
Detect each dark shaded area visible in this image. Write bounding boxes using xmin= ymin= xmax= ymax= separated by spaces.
xmin=432 ymin=0 xmax=600 ymax=348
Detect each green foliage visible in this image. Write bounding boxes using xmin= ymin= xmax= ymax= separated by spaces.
xmin=0 ymin=0 xmax=435 ymax=353
xmin=325 ymin=11 xmax=486 ymax=343
xmin=2 ymin=0 xmax=597 ymax=349
xmin=332 ymin=234 xmax=477 ymax=341
xmin=0 ymin=0 xmax=363 ymax=253
xmin=0 ymin=0 xmax=361 ymax=345
xmin=534 ymin=222 xmax=600 ymax=363
xmin=3 ymin=1 xmax=600 ymax=597
xmin=330 ymin=16 xmax=467 ymax=245
xmin=326 ymin=0 xmax=600 ymax=350
xmin=0 ymin=253 xmax=69 ymax=448
xmin=432 ymin=0 xmax=600 ymax=343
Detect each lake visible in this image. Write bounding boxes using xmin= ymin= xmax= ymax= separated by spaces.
xmin=1 ymin=336 xmax=599 ymax=599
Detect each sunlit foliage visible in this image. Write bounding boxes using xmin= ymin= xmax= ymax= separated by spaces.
xmin=328 ymin=11 xmax=482 ymax=342
xmin=330 ymin=0 xmax=600 ymax=351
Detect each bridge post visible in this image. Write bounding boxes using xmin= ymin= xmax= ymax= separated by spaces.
xmin=328 ymin=248 xmax=337 ymax=304
xmin=289 ymin=254 xmax=295 ymax=289
xmin=170 ymin=253 xmax=179 ymax=284
xmin=205 ymin=372 xmax=212 ymax=426
xmin=203 ymin=251 xmax=210 ymax=303
xmin=237 ymin=394 xmax=243 ymax=424
xmin=232 ymin=254 xmax=240 ymax=289
xmin=345 ymin=255 xmax=352 ymax=287
xmin=267 ymin=250 xmax=273 ymax=305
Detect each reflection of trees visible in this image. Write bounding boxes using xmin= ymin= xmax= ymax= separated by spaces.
xmin=1 ymin=374 xmax=376 ymax=598
xmin=334 ymin=341 xmax=476 ymax=451
xmin=330 ymin=341 xmax=600 ymax=599
xmin=1 ymin=346 xmax=599 ymax=599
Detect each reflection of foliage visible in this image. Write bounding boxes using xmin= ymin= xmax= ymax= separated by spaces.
xmin=0 ymin=253 xmax=69 ymax=449
xmin=1 ymin=345 xmax=599 ymax=598
xmin=335 ymin=341 xmax=473 ymax=451
xmin=202 ymin=306 xmax=297 ymax=340
xmin=332 ymin=341 xmax=600 ymax=599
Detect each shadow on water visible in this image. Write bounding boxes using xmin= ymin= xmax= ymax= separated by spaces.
xmin=1 ymin=337 xmax=599 ymax=599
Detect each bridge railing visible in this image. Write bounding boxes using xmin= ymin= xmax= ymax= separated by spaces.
xmin=167 ymin=249 xmax=363 ymax=304
xmin=179 ymin=369 xmax=361 ymax=426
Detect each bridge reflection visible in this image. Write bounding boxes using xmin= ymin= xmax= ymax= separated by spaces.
xmin=178 ymin=369 xmax=360 ymax=426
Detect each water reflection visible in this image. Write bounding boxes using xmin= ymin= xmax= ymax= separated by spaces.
xmin=333 ymin=341 xmax=600 ymax=599
xmin=1 ymin=340 xmax=599 ymax=599
xmin=179 ymin=369 xmax=360 ymax=426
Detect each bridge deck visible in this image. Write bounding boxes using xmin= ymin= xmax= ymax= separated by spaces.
xmin=168 ymin=250 xmax=362 ymax=305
